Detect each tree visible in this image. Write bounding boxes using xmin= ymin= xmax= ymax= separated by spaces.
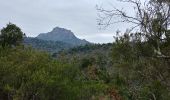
xmin=97 ymin=0 xmax=170 ymax=58
xmin=0 ymin=23 xmax=24 ymax=47
xmin=97 ymin=0 xmax=170 ymax=99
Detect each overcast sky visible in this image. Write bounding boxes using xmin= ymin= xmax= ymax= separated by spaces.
xmin=0 ymin=0 xmax=136 ymax=43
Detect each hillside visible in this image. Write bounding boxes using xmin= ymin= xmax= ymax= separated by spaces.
xmin=53 ymin=43 xmax=113 ymax=58
xmin=24 ymin=37 xmax=74 ymax=53
xmin=1 ymin=22 xmax=170 ymax=100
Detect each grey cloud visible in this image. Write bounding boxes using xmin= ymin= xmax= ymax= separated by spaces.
xmin=0 ymin=0 xmax=139 ymax=43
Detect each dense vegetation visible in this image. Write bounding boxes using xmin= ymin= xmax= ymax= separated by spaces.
xmin=0 ymin=23 xmax=116 ymax=100
xmin=1 ymin=29 xmax=170 ymax=100
xmin=24 ymin=37 xmax=73 ymax=53
xmin=0 ymin=46 xmax=111 ymax=100
xmin=0 ymin=0 xmax=170 ymax=99
xmin=0 ymin=24 xmax=109 ymax=100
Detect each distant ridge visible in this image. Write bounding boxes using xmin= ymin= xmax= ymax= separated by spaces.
xmin=24 ymin=37 xmax=73 ymax=53
xmin=37 ymin=27 xmax=89 ymax=46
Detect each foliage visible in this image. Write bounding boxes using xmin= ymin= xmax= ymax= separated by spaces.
xmin=24 ymin=37 xmax=73 ymax=53
xmin=0 ymin=46 xmax=109 ymax=100
xmin=97 ymin=0 xmax=170 ymax=99
xmin=1 ymin=3 xmax=170 ymax=98
xmin=0 ymin=30 xmax=169 ymax=100
xmin=0 ymin=23 xmax=24 ymax=47
xmin=111 ymin=32 xmax=170 ymax=100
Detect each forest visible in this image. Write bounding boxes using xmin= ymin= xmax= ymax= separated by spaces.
xmin=0 ymin=0 xmax=170 ymax=100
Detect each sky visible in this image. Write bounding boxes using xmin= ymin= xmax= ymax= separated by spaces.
xmin=0 ymin=0 xmax=136 ymax=43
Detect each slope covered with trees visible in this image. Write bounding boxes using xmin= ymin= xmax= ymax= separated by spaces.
xmin=0 ymin=23 xmax=109 ymax=100
xmin=24 ymin=37 xmax=74 ymax=53
xmin=0 ymin=46 xmax=111 ymax=100
xmin=0 ymin=0 xmax=170 ymax=99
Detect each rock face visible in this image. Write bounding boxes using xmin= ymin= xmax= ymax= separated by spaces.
xmin=37 ymin=27 xmax=89 ymax=46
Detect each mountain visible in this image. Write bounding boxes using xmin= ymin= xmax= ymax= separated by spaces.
xmin=24 ymin=37 xmax=74 ymax=53
xmin=37 ymin=27 xmax=89 ymax=46
xmin=24 ymin=27 xmax=90 ymax=53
